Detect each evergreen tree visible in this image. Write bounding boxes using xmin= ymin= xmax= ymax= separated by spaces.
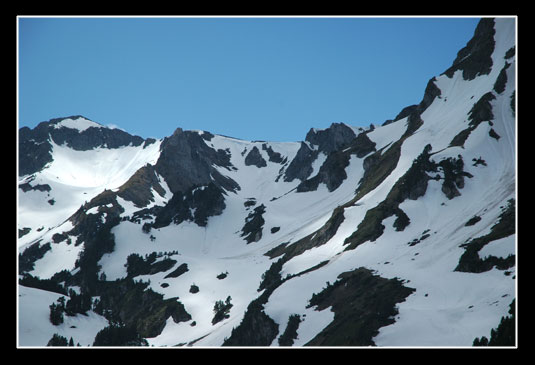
xmin=49 ymin=298 xmax=65 ymax=325
xmin=93 ymin=324 xmax=148 ymax=346
xmin=473 ymin=299 xmax=515 ymax=346
xmin=212 ymin=296 xmax=233 ymax=325
xmin=65 ymin=289 xmax=92 ymax=316
xmin=47 ymin=333 xmax=68 ymax=346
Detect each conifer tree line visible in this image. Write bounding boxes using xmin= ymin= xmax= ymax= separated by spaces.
xmin=473 ymin=299 xmax=515 ymax=346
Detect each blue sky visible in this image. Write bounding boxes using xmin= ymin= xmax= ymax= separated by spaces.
xmin=18 ymin=16 xmax=480 ymax=142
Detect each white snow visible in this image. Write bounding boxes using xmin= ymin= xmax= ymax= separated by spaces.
xmin=17 ymin=138 xmax=162 ymax=248
xmin=18 ymin=18 xmax=516 ymax=348
xmin=479 ymin=235 xmax=515 ymax=260
xmin=52 ymin=116 xmax=104 ymax=132
xmin=18 ymin=285 xmax=109 ymax=347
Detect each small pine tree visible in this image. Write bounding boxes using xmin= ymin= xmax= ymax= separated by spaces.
xmin=212 ymin=296 xmax=233 ymax=325
xmin=47 ymin=333 xmax=68 ymax=346
xmin=49 ymin=301 xmax=64 ymax=325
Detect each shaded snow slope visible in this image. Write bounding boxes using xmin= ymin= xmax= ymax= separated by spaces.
xmin=17 ymin=18 xmax=516 ymax=347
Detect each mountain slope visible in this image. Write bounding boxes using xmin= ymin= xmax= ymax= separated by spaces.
xmin=17 ymin=17 xmax=516 ymax=347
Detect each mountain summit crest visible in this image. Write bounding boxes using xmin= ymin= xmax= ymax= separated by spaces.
xmin=18 ymin=17 xmax=516 ymax=347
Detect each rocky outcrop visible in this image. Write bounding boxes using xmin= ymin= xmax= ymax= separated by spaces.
xmin=283 ymin=142 xmax=319 ymax=183
xmin=304 ymin=122 xmax=356 ymax=154
xmin=305 ymin=267 xmax=415 ymax=346
xmin=244 ymin=146 xmax=267 ymax=167
xmin=19 ymin=115 xmax=151 ymax=176
xmin=262 ymin=143 xmax=286 ymax=164
xmin=152 ymin=182 xmax=227 ymax=228
xmin=443 ymin=18 xmax=496 ymax=80
xmin=94 ymin=278 xmax=191 ymax=339
xmin=456 ymin=199 xmax=515 ymax=273
xmin=154 ymin=128 xmax=239 ymax=194
xmin=283 ymin=123 xmax=358 ymax=183
xmin=116 ymin=164 xmax=167 ymax=208
xmin=49 ymin=123 xmax=145 ymax=151
xmin=241 ymin=204 xmax=266 ymax=244
xmin=291 ymin=125 xmax=376 ymax=193
xmin=438 ymin=155 xmax=473 ymax=200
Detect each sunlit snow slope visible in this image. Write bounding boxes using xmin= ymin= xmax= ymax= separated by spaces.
xmin=18 ymin=18 xmax=516 ymax=347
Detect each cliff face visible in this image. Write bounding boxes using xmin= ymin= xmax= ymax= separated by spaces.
xmin=18 ymin=18 xmax=516 ymax=347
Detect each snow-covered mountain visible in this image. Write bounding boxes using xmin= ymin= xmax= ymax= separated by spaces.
xmin=17 ymin=17 xmax=516 ymax=347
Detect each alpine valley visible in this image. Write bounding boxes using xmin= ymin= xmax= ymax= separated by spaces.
xmin=17 ymin=17 xmax=516 ymax=347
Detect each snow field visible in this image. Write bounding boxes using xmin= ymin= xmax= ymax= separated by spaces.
xmin=18 ymin=285 xmax=108 ymax=347
xmin=18 ymin=18 xmax=516 ymax=347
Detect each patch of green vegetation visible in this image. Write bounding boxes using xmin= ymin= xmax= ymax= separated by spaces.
xmin=46 ymin=333 xmax=70 ymax=347
xmin=258 ymin=258 xmax=285 ymax=292
xmin=278 ymin=314 xmax=302 ymax=346
xmin=18 ymin=241 xmax=51 ymax=274
xmin=473 ymin=299 xmax=515 ymax=346
xmin=94 ymin=277 xmax=191 ymax=338
xmin=268 ymin=206 xmax=345 ymax=262
xmin=493 ymin=62 xmax=511 ymax=94
xmin=124 ymin=252 xmax=178 ymax=278
xmin=469 ymin=92 xmax=496 ymax=128
xmin=449 ymin=127 xmax=473 ymax=148
xmin=164 ymin=263 xmax=189 ymax=279
xmin=510 ymin=91 xmax=515 ymax=116
xmin=241 ymin=204 xmax=266 ymax=243
xmin=344 ymin=144 xmax=437 ymax=251
xmin=222 ymin=291 xmax=279 ymax=346
xmin=212 ymin=296 xmax=233 ymax=325
xmin=456 ymin=199 xmax=515 ymax=273
xmin=117 ymin=164 xmax=165 ymax=208
xmin=489 ymin=128 xmax=501 ymax=140
xmin=93 ymin=323 xmax=149 ymax=346
xmin=438 ymin=155 xmax=473 ymax=200
xmin=472 ymin=157 xmax=487 ymax=167
xmin=355 ymin=140 xmax=402 ymax=203
xmin=18 ymin=227 xmax=31 ymax=238
xmin=450 ymin=92 xmax=498 ymax=148
xmin=305 ymin=267 xmax=415 ymax=346
xmin=465 ymin=215 xmax=482 ymax=226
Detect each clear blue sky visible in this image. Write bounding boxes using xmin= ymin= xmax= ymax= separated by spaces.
xmin=18 ymin=16 xmax=480 ymax=142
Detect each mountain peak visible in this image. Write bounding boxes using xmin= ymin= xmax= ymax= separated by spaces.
xmin=18 ymin=17 xmax=516 ymax=348
xmin=49 ymin=115 xmax=103 ymax=132
xmin=305 ymin=122 xmax=357 ymax=154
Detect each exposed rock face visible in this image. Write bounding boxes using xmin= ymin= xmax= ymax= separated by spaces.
xmin=17 ymin=18 xmax=516 ymax=348
xmin=443 ymin=18 xmax=496 ymax=80
xmin=438 ymin=155 xmax=473 ymax=200
xmin=19 ymin=122 xmax=55 ymax=176
xmin=116 ymin=164 xmax=166 ymax=208
xmin=154 ymin=128 xmax=239 ymax=194
xmin=18 ymin=115 xmax=150 ymax=176
xmin=241 ymin=204 xmax=266 ymax=243
xmin=284 ymin=123 xmax=359 ymax=184
xmin=283 ymin=142 xmax=319 ymax=182
xmin=222 ymin=296 xmax=279 ymax=346
xmin=152 ymin=182 xmax=227 ymax=228
xmin=244 ymin=146 xmax=267 ymax=167
xmin=305 ymin=267 xmax=415 ymax=346
xmin=50 ymin=124 xmax=145 ymax=151
xmin=295 ymin=150 xmax=352 ymax=193
xmin=417 ymin=77 xmax=442 ymax=114
xmin=19 ymin=181 xmax=51 ymax=193
xmin=304 ymin=122 xmax=356 ymax=154
xmin=296 ymin=131 xmax=376 ymax=193
xmin=262 ymin=143 xmax=286 ymax=164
